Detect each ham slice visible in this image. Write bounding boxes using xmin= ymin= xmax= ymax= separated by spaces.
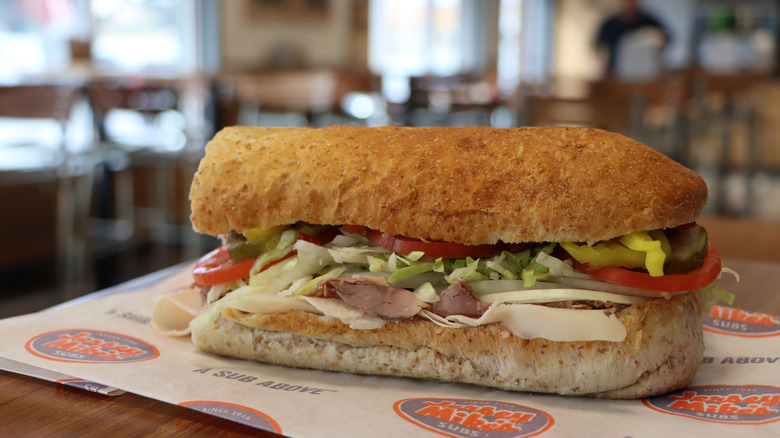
xmin=309 ymin=278 xmax=425 ymax=320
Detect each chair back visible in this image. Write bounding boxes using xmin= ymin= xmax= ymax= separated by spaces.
xmin=0 ymin=83 xmax=94 ymax=298
xmin=0 ymin=85 xmax=79 ymax=119
xmin=88 ymin=78 xmax=190 ymax=152
xmin=521 ymin=94 xmax=642 ymax=135
xmin=0 ymin=84 xmax=83 ymax=175
xmin=236 ymin=70 xmax=337 ymax=114
xmin=233 ymin=70 xmax=339 ymax=127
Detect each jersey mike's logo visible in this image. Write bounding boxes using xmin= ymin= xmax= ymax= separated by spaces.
xmin=702 ymin=305 xmax=780 ymax=337
xmin=25 ymin=329 xmax=159 ymax=363
xmin=394 ymin=398 xmax=554 ymax=438
xmin=180 ymin=401 xmax=282 ymax=433
xmin=643 ymin=385 xmax=780 ymax=425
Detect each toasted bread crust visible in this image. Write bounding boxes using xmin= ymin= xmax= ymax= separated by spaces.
xmin=189 ymin=126 xmax=707 ymax=245
xmin=191 ymin=294 xmax=703 ymax=398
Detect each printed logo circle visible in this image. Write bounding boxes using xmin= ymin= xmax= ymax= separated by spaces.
xmin=394 ymin=398 xmax=554 ymax=438
xmin=643 ymin=385 xmax=780 ymax=425
xmin=25 ymin=329 xmax=159 ymax=363
xmin=180 ymin=401 xmax=282 ymax=433
xmin=703 ymin=305 xmax=780 ymax=337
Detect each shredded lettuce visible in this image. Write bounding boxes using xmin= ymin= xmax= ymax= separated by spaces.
xmin=367 ymin=255 xmax=385 ymax=272
xmin=484 ymin=260 xmax=516 ymax=280
xmin=388 ymin=262 xmax=436 ymax=284
xmin=201 ymin=225 xmax=738 ymax=328
xmin=696 ymin=265 xmax=739 ymax=311
xmin=719 ymin=266 xmax=740 ymax=283
xmin=329 ymin=234 xmax=360 ymax=247
xmin=250 ymin=229 xmax=299 ymax=276
xmin=698 ymin=284 xmax=736 ymax=311
xmin=536 ymin=251 xmax=592 ymax=280
xmin=290 ymin=266 xmax=347 ymax=296
xmin=445 ymin=258 xmax=489 ymax=283
xmin=326 ymin=244 xmax=386 ymax=264
xmin=205 ymin=280 xmax=243 ymax=304
xmin=431 ymin=244 xmax=555 ymax=287
xmin=413 ymin=282 xmax=440 ymax=303
xmin=405 ymin=251 xmax=426 ymax=262
xmin=247 ymin=253 xmax=330 ymax=296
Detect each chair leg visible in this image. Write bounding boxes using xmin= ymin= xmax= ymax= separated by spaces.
xmin=55 ymin=174 xmax=80 ymax=301
xmin=182 ymin=158 xmax=203 ymax=260
xmin=74 ymin=170 xmax=95 ymax=293
xmin=114 ymin=166 xmax=135 ymax=240
xmin=55 ymin=170 xmax=96 ymax=302
xmin=151 ymin=162 xmax=174 ymax=245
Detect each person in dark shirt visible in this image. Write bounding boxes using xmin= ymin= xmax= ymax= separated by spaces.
xmin=595 ymin=0 xmax=670 ymax=76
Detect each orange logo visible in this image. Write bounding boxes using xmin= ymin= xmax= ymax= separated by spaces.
xmin=394 ymin=398 xmax=554 ymax=437
xmin=25 ymin=329 xmax=159 ymax=363
xmin=703 ymin=306 xmax=780 ymax=337
xmin=644 ymin=385 xmax=780 ymax=424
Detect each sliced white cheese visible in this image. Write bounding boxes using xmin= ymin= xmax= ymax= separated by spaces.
xmin=421 ymin=304 xmax=627 ymax=342
xmin=219 ymin=291 xmax=626 ymax=341
xmin=224 ymin=293 xmax=320 ymax=315
xmin=178 ymin=284 xmax=631 ymax=342
xmin=152 ymin=286 xmax=203 ymax=336
xmin=300 ymin=297 xmax=386 ymax=330
xmin=477 ymin=287 xmax=649 ymax=305
xmin=218 ymin=292 xmax=387 ymax=330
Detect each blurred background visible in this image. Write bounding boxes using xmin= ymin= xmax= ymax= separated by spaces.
xmin=1 ymin=0 xmax=779 ymax=316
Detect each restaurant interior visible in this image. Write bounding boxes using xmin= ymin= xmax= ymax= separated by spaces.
xmin=1 ymin=0 xmax=779 ymax=318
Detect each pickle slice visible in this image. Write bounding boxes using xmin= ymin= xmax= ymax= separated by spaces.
xmin=228 ymin=230 xmax=284 ymax=262
xmin=665 ymin=225 xmax=709 ymax=274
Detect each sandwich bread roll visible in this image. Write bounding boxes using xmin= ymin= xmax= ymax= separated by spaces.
xmin=180 ymin=125 xmax=717 ymax=399
xmin=190 ymin=126 xmax=706 ymax=245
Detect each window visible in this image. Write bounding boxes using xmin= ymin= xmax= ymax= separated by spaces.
xmin=0 ymin=0 xmax=83 ymax=78
xmin=368 ymin=0 xmax=484 ymax=103
xmin=89 ymin=0 xmax=197 ymax=73
xmin=369 ymin=0 xmax=483 ymax=77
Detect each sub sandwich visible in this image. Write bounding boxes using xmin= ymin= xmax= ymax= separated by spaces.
xmin=154 ymin=125 xmax=734 ymax=399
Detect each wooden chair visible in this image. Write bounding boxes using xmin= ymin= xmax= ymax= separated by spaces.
xmin=0 ymin=83 xmax=96 ymax=299
xmin=519 ymin=93 xmax=644 ymax=139
xmin=388 ymin=74 xmax=499 ymax=127
xmin=231 ymin=69 xmax=381 ymax=127
xmin=685 ymin=71 xmax=771 ymax=217
xmin=234 ymin=70 xmax=338 ymax=127
xmin=87 ymin=76 xmax=212 ymax=261
xmin=587 ymin=75 xmax=692 ymax=163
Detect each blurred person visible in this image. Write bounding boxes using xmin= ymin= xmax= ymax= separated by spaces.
xmin=594 ymin=0 xmax=670 ymax=78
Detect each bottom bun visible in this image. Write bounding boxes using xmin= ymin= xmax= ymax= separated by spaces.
xmin=191 ymin=293 xmax=703 ymax=399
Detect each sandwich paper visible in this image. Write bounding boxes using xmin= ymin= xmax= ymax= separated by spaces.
xmin=0 ymin=264 xmax=778 ymax=438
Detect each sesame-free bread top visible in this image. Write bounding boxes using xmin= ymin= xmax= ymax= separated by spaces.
xmin=189 ymin=126 xmax=707 ymax=245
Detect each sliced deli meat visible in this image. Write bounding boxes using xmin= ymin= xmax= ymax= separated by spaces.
xmin=431 ymin=281 xmax=490 ymax=318
xmin=309 ymin=277 xmax=426 ymax=320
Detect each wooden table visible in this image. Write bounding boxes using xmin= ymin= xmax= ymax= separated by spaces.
xmin=0 ymin=370 xmax=274 ymax=436
xmin=0 ymin=217 xmax=778 ymax=436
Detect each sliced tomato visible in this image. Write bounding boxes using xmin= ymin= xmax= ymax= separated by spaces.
xmin=341 ymin=224 xmax=367 ymax=234
xmin=192 ymin=246 xmax=254 ymax=286
xmin=364 ymin=229 xmax=510 ymax=259
xmin=192 ymin=246 xmax=295 ymax=286
xmin=299 ymin=227 xmax=340 ymax=245
xmin=569 ymin=243 xmax=722 ymax=292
